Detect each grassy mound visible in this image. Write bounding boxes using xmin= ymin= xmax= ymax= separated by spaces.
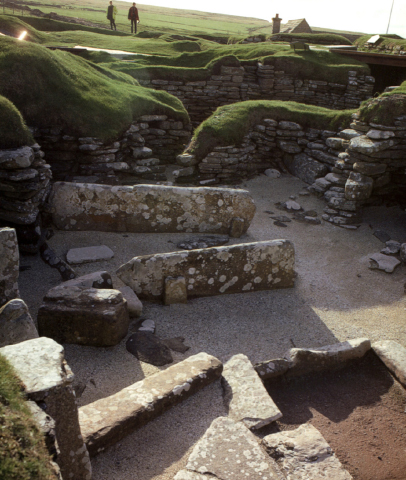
xmin=355 ymin=34 xmax=406 ymax=52
xmin=0 ymin=15 xmax=47 ymax=42
xmin=188 ymin=100 xmax=354 ymax=160
xmin=269 ymin=32 xmax=353 ymax=46
xmin=0 ymin=95 xmax=33 ymax=148
xmin=0 ymin=354 xmax=57 ymax=480
xmin=105 ymin=44 xmax=369 ymax=84
xmin=359 ymin=83 xmax=406 ymax=125
xmin=0 ymin=36 xmax=188 ymax=141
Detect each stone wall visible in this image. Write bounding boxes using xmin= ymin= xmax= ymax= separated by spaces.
xmin=139 ymin=65 xmax=374 ymax=126
xmin=33 ymin=115 xmax=192 ymax=184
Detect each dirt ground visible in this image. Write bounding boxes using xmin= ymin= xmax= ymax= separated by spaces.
xmin=265 ymin=351 xmax=406 ymax=480
xmin=18 ymin=173 xmax=406 ymax=480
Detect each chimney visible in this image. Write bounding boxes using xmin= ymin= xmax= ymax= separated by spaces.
xmin=272 ymin=13 xmax=282 ymax=34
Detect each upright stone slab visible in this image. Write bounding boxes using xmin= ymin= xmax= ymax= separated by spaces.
xmin=372 ymin=340 xmax=406 ymax=388
xmin=79 ymin=352 xmax=222 ymax=456
xmin=37 ymin=286 xmax=130 ymax=346
xmin=0 ymin=337 xmax=92 ymax=480
xmin=263 ymin=424 xmax=353 ymax=480
xmin=0 ymin=298 xmax=38 ymax=347
xmin=0 ymin=227 xmax=19 ymax=306
xmin=174 ymin=417 xmax=282 ymax=480
xmin=222 ymin=354 xmax=282 ymax=429
xmin=49 ymin=182 xmax=256 ymax=236
xmin=117 ymin=240 xmax=295 ymax=302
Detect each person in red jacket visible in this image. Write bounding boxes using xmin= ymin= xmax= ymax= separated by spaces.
xmin=128 ymin=3 xmax=140 ymax=34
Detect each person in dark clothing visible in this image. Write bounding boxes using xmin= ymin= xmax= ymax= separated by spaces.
xmin=107 ymin=1 xmax=117 ymax=30
xmin=128 ymin=2 xmax=140 ymax=34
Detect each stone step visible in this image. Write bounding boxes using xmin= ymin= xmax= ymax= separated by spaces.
xmin=79 ymin=352 xmax=222 ymax=457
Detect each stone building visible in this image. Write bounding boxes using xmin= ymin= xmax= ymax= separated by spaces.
xmin=281 ymin=18 xmax=313 ymax=34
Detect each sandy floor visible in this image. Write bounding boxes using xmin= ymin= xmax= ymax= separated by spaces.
xmin=18 ymin=173 xmax=406 ymax=480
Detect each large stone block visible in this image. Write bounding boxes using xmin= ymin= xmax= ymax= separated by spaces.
xmin=174 ymin=417 xmax=282 ymax=480
xmin=0 ymin=337 xmax=92 ymax=480
xmin=0 ymin=227 xmax=19 ymax=306
xmin=79 ymin=352 xmax=222 ymax=456
xmin=37 ymin=286 xmax=130 ymax=346
xmin=222 ymin=354 xmax=282 ymax=429
xmin=117 ymin=240 xmax=295 ymax=302
xmin=49 ymin=182 xmax=255 ymax=235
xmin=263 ymin=424 xmax=352 ymax=479
xmin=0 ymin=298 xmax=38 ymax=347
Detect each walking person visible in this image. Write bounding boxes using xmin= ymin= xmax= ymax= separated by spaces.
xmin=128 ymin=2 xmax=139 ymax=34
xmin=107 ymin=1 xmax=117 ymax=30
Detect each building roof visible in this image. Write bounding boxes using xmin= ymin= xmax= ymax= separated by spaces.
xmin=280 ymin=18 xmax=313 ymax=34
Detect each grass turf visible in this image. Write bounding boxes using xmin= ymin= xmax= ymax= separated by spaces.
xmin=188 ymin=100 xmax=354 ymax=160
xmin=268 ymin=32 xmax=353 ymax=45
xmin=0 ymin=95 xmax=33 ymax=148
xmin=0 ymin=354 xmax=57 ymax=480
xmin=0 ymin=36 xmax=188 ymax=141
xmin=358 ymin=81 xmax=406 ymax=125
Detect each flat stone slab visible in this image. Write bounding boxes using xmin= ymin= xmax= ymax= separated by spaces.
xmin=66 ymin=245 xmax=114 ymax=264
xmin=222 ymin=354 xmax=282 ymax=430
xmin=0 ymin=227 xmax=20 ymax=306
xmin=49 ymin=182 xmax=255 ymax=236
xmin=372 ymin=340 xmax=406 ymax=388
xmin=0 ymin=298 xmax=38 ymax=347
xmin=263 ymin=424 xmax=352 ymax=479
xmin=284 ymin=338 xmax=371 ymax=377
xmin=117 ymin=240 xmax=295 ymax=302
xmin=174 ymin=417 xmax=282 ymax=480
xmin=79 ymin=352 xmax=223 ymax=457
xmin=369 ymin=253 xmax=401 ymax=273
xmin=37 ymin=286 xmax=129 ymax=346
xmin=126 ymin=332 xmax=173 ymax=366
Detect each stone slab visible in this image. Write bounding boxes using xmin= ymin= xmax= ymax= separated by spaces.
xmin=0 ymin=338 xmax=92 ymax=480
xmin=0 ymin=298 xmax=38 ymax=347
xmin=118 ymin=285 xmax=143 ymax=317
xmin=117 ymin=240 xmax=295 ymax=302
xmin=0 ymin=146 xmax=34 ymax=169
xmin=254 ymin=358 xmax=291 ymax=380
xmin=263 ymin=423 xmax=352 ymax=479
xmin=79 ymin=352 xmax=223 ymax=457
xmin=37 ymin=286 xmax=130 ymax=346
xmin=49 ymin=182 xmax=256 ymax=236
xmin=372 ymin=340 xmax=406 ymax=388
xmin=369 ymin=253 xmax=401 ymax=273
xmin=284 ymin=338 xmax=371 ymax=377
xmin=66 ymin=245 xmax=114 ymax=265
xmin=174 ymin=417 xmax=282 ymax=480
xmin=222 ymin=354 xmax=282 ymax=429
xmin=0 ymin=227 xmax=19 ymax=306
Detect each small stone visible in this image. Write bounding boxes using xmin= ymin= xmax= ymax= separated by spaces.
xmin=400 ymin=243 xmax=406 ymax=263
xmin=126 ymin=332 xmax=173 ymax=366
xmin=136 ymin=319 xmax=156 ymax=333
xmin=381 ymin=240 xmax=401 ymax=255
xmin=165 ymin=276 xmax=187 ymax=305
xmin=162 ymin=336 xmax=190 ymax=353
xmin=369 ymin=253 xmax=401 ymax=273
xmin=274 ymin=220 xmax=288 ymax=227
xmin=66 ymin=246 xmax=114 ymax=265
xmin=373 ymin=230 xmax=391 ymax=243
xmin=264 ymin=169 xmax=281 ymax=179
xmin=0 ymin=299 xmax=38 ymax=347
xmin=271 ymin=215 xmax=291 ymax=222
xmin=229 ymin=217 xmax=245 ymax=238
xmin=284 ymin=200 xmax=302 ymax=211
xmin=118 ymin=286 xmax=143 ymax=317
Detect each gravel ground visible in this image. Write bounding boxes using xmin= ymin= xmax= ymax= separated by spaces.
xmin=18 ymin=173 xmax=406 ymax=480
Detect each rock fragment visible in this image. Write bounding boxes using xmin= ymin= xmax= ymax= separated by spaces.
xmin=369 ymin=253 xmax=401 ymax=273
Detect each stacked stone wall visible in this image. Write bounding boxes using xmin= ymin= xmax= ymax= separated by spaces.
xmin=139 ymin=65 xmax=374 ymax=126
xmin=33 ymin=115 xmax=192 ymax=184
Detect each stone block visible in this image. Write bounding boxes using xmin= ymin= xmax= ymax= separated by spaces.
xmin=176 ymin=153 xmax=198 ymax=166
xmin=118 ymin=285 xmax=143 ymax=317
xmin=263 ymin=424 xmax=352 ymax=480
xmin=254 ymin=358 xmax=291 ymax=379
xmin=0 ymin=298 xmax=38 ymax=347
xmin=79 ymin=352 xmax=223 ymax=456
xmin=66 ymin=245 xmax=114 ymax=265
xmin=349 ymin=135 xmax=397 ymax=154
xmin=345 ymin=172 xmax=373 ymax=201
xmin=49 ymin=183 xmax=255 ymax=235
xmin=222 ymin=354 xmax=282 ymax=429
xmin=117 ymin=240 xmax=295 ymax=302
xmin=0 ymin=146 xmax=34 ymax=169
xmin=0 ymin=337 xmax=92 ymax=480
xmin=284 ymin=153 xmax=329 ymax=184
xmin=37 ymin=286 xmax=130 ymax=346
xmin=353 ymin=162 xmax=386 ymax=176
xmin=229 ymin=217 xmax=245 ymax=238
xmin=164 ymin=276 xmax=187 ymax=305
xmin=372 ymin=340 xmax=406 ymax=388
xmin=61 ymin=270 xmax=113 ymax=289
xmin=175 ymin=417 xmax=281 ymax=480
xmin=284 ymin=338 xmax=371 ymax=377
xmin=0 ymin=227 xmax=19 ymax=306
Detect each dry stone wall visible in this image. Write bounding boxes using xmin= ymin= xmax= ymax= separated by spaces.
xmin=139 ymin=65 xmax=374 ymax=126
xmin=33 ymin=115 xmax=192 ymax=184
